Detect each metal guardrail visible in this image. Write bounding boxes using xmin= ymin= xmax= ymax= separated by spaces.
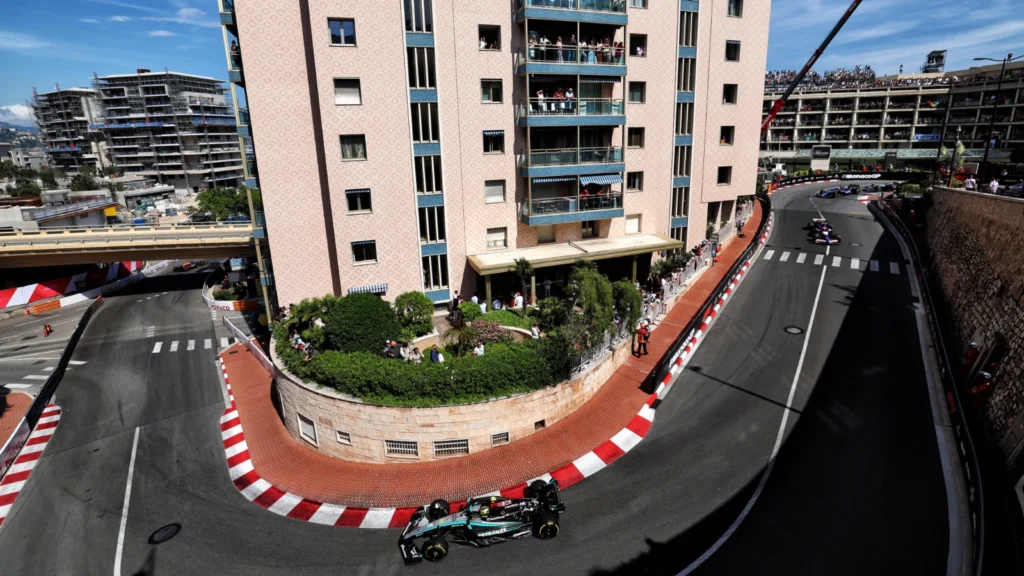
xmin=0 ymin=223 xmax=255 ymax=249
xmin=871 ymin=200 xmax=984 ymax=576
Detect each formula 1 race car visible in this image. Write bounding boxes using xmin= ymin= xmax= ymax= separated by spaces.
xmin=861 ymin=184 xmax=880 ymax=193
xmin=806 ymin=217 xmax=841 ymax=244
xmin=399 ymin=479 xmax=565 ymax=565
xmin=172 ymin=261 xmax=194 ymax=273
xmin=816 ymin=187 xmax=840 ymax=199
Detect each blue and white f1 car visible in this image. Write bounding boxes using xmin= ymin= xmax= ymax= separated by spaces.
xmin=399 ymin=479 xmax=565 ymax=565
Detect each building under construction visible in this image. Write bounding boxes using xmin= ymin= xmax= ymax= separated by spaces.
xmin=31 ymin=87 xmax=106 ymax=175
xmin=91 ymin=69 xmax=244 ymax=192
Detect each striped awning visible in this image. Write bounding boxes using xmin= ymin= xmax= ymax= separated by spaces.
xmin=352 ymin=239 xmax=376 ymax=245
xmin=348 ymin=283 xmax=387 ymax=295
xmin=345 ymin=188 xmax=370 ymax=195
xmin=533 ymin=175 xmax=577 ymax=184
xmin=483 ymin=130 xmax=504 ymax=136
xmin=580 ymin=174 xmax=623 ymax=186
xmin=580 ymin=76 xmax=620 ymax=83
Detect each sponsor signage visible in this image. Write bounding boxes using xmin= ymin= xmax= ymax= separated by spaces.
xmin=0 ymin=419 xmax=30 ymax=478
xmin=229 ymin=258 xmax=247 ymax=272
xmin=811 ymin=146 xmax=832 ymax=159
xmin=842 ymin=173 xmax=881 ymax=179
xmin=914 ymin=133 xmax=941 ymax=142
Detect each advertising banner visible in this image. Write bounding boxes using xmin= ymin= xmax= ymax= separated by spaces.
xmin=810 ymin=145 xmax=832 ymax=172
xmin=0 ymin=418 xmax=30 ymax=478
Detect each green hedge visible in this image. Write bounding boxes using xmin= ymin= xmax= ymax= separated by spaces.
xmin=323 ymin=293 xmax=401 ymax=354
xmin=276 ymin=324 xmax=569 ymax=407
xmin=478 ymin=309 xmax=533 ymax=330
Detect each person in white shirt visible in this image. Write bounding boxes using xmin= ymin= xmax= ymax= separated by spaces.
xmin=514 ymin=292 xmax=524 ymax=309
xmin=473 ymin=341 xmax=485 ymax=357
xmin=471 ymin=293 xmax=479 ymax=304
xmin=989 ymin=179 xmax=999 ymax=194
xmin=480 ymin=37 xmax=487 ymax=49
xmin=479 ymin=302 xmax=487 ymax=314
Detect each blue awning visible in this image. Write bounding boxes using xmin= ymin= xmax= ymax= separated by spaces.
xmin=483 ymin=130 xmax=503 ymax=136
xmin=580 ymin=174 xmax=623 ymax=186
xmin=533 ymin=176 xmax=577 ymax=184
xmin=345 ymin=188 xmax=370 ymax=195
xmin=580 ymin=76 xmax=620 ymax=83
xmin=348 ymin=283 xmax=387 ymax=295
xmin=351 ymin=239 xmax=376 ymax=245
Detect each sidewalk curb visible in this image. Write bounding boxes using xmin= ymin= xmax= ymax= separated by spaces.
xmin=213 ymin=219 xmax=769 ymax=529
xmin=0 ymin=404 xmax=61 ymax=529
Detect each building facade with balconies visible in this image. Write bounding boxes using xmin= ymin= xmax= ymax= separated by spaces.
xmin=228 ymin=0 xmax=769 ymax=307
xmin=31 ymin=87 xmax=107 ymax=175
xmin=90 ymin=70 xmax=244 ymax=192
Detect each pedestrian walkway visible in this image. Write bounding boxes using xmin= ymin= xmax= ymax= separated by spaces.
xmin=151 ymin=339 xmax=217 ymax=353
xmin=0 ymin=392 xmax=31 ymax=450
xmin=762 ymin=250 xmax=903 ymax=274
xmin=220 ymin=203 xmax=765 ymax=508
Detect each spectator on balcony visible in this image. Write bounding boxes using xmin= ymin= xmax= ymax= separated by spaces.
xmin=553 ymin=87 xmax=565 ymax=111
xmin=556 ymin=37 xmax=564 ymax=63
xmin=480 ymin=36 xmax=488 ymax=49
xmin=603 ymin=38 xmax=613 ymax=62
xmin=230 ymin=41 xmax=241 ymax=68
xmin=567 ymin=34 xmax=577 ymax=63
xmin=536 ymin=89 xmax=546 ymax=113
xmin=529 ymin=36 xmax=538 ymax=60
xmin=615 ymin=41 xmax=624 ymax=63
xmin=565 ymin=87 xmax=575 ymax=112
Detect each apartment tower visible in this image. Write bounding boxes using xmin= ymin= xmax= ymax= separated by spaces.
xmin=31 ymin=87 xmax=106 ymax=175
xmin=224 ymin=0 xmax=769 ymax=306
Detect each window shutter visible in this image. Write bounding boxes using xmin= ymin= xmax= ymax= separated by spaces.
xmin=484 ymin=180 xmax=505 ymax=203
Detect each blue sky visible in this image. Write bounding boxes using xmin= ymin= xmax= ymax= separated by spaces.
xmin=1 ymin=0 xmax=1022 ymax=128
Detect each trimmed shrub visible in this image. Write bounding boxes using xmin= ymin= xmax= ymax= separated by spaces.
xmin=612 ymin=279 xmax=642 ymax=330
xmin=536 ymin=297 xmax=568 ymax=331
xmin=479 ymin=309 xmax=533 ymax=330
xmin=472 ymin=320 xmax=514 ymax=345
xmin=323 ymin=293 xmax=402 ymax=354
xmin=212 ymin=289 xmax=235 ymax=301
xmin=459 ymin=300 xmax=482 ymax=322
xmin=395 ymin=291 xmax=435 ymax=336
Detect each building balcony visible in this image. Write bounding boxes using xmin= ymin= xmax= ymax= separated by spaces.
xmin=516 ymin=47 xmax=626 ymax=77
xmin=517 ymin=98 xmax=624 ymax=126
xmin=237 ymin=107 xmax=249 ymax=125
xmin=228 ymin=68 xmax=244 ymax=86
xmin=515 ymin=0 xmax=628 ymax=25
xmin=518 ymin=146 xmax=623 ymax=177
xmin=521 ymin=192 xmax=624 ymax=226
xmin=220 ymin=0 xmax=235 ymax=26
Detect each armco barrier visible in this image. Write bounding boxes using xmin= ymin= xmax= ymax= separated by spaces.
xmin=870 ymin=201 xmax=984 ymax=576
xmin=771 ymin=171 xmax=929 ymax=190
xmin=222 ymin=315 xmax=274 ymax=378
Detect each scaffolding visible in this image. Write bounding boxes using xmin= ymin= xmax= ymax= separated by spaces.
xmin=31 ymin=85 xmax=105 ymax=175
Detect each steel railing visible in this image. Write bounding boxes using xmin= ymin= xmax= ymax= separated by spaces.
xmin=518 ymin=98 xmax=624 ymax=117
xmin=521 ymin=146 xmax=623 ymax=167
xmin=518 ymin=45 xmax=626 ymax=66
xmin=529 ymin=194 xmax=623 ymax=215
xmin=517 ymin=0 xmax=626 ymax=13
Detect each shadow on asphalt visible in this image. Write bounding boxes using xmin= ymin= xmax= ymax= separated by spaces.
xmin=589 ymin=213 xmax=949 ymax=576
xmin=111 ymin=267 xmax=214 ymax=297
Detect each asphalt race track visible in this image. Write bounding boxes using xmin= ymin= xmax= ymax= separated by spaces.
xmin=0 ymin=185 xmax=958 ymax=575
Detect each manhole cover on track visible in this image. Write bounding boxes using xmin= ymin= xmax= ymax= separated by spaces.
xmin=784 ymin=326 xmax=805 ymax=335
xmin=849 ymin=242 xmax=862 ymax=247
xmin=148 ymin=523 xmax=181 ymax=545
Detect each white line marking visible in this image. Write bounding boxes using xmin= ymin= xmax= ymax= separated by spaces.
xmin=35 ymin=414 xmax=60 ymax=424
xmin=68 ymin=360 xmax=86 ymax=366
xmin=851 ymin=258 xmax=860 ymax=270
xmin=187 ymin=340 xmax=195 ymax=351
xmin=890 ymin=262 xmax=900 ymax=275
xmin=678 ymin=264 xmax=828 ymax=576
xmin=204 ymin=339 xmax=212 ymax=349
xmin=22 ymin=375 xmax=48 ymax=381
xmin=113 ymin=426 xmax=140 ymax=576
xmin=6 ymin=460 xmax=38 ymax=475
xmin=220 ymin=337 xmax=229 ymax=348
xmin=572 ymin=452 xmax=607 ymax=478
xmin=813 ymin=254 xmax=824 ymax=266
xmin=831 ymin=256 xmax=841 ymax=267
xmin=220 ymin=410 xmax=238 ymax=423
xmin=870 ymin=260 xmax=879 ymax=272
xmin=136 ymin=300 xmax=143 ymax=303
xmin=360 ymin=509 xmax=396 ymax=529
xmin=221 ymin=425 xmax=243 ymax=440
xmin=224 ymin=441 xmax=248 ymax=459
xmin=169 ymin=341 xmax=179 ymax=352
xmin=4 ymin=383 xmax=32 ymax=389
xmin=763 ymin=250 xmax=775 ymax=260
xmin=0 ymin=480 xmax=27 ymax=496
xmin=796 ymin=253 xmax=807 ymax=264
xmin=152 ymin=342 xmax=162 ymax=354
xmin=610 ymin=428 xmax=644 ymax=453
xmin=267 ymin=492 xmax=303 ymax=516
xmin=240 ymin=478 xmax=272 ymax=501
xmin=229 ymin=459 xmax=254 ymax=480
xmin=309 ymin=504 xmax=345 ymax=526
xmin=779 ymin=251 xmax=790 ymax=262
xmin=43 ymin=367 xmax=55 ymax=372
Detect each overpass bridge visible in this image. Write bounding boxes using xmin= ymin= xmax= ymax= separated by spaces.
xmin=0 ymin=222 xmax=258 ymax=267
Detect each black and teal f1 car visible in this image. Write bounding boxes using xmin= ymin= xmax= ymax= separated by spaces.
xmin=398 ymin=479 xmax=565 ymax=565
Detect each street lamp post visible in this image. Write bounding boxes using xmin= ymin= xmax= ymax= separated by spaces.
xmin=948 ymin=125 xmax=961 ymax=187
xmin=974 ymin=53 xmax=1024 ymax=182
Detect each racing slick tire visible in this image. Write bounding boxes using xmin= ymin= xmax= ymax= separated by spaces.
xmin=532 ymin=512 xmax=560 ymax=540
xmin=527 ymin=480 xmax=548 ymax=499
xmin=427 ymin=499 xmax=450 ymax=521
xmin=423 ymin=536 xmax=449 ymax=562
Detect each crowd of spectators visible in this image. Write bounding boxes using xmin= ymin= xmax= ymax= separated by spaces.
xmin=765 ymin=63 xmax=1024 ymax=92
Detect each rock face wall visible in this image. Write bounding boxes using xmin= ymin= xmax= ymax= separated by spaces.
xmin=924 ymin=187 xmax=1024 ymax=463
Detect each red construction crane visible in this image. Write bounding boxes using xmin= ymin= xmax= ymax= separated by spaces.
xmin=761 ymin=0 xmax=864 ymax=135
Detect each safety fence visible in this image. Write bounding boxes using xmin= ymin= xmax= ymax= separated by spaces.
xmin=222 ymin=314 xmax=274 ymax=378
xmin=769 ymin=170 xmax=929 ymax=190
xmin=871 ymin=200 xmax=984 ymax=576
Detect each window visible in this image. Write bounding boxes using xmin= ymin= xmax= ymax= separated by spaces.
xmin=491 ymin=432 xmax=510 ymax=447
xmin=434 ymin=439 xmax=470 ymax=457
xmin=297 ymin=412 xmax=317 ymax=445
xmin=677 ymin=58 xmax=696 ymax=91
xmin=725 ymin=41 xmax=741 ymax=62
xmin=629 ymin=34 xmax=647 ymax=57
xmin=481 ymin=80 xmax=503 ymax=103
xmin=352 ymin=240 xmax=377 ymax=263
xmin=403 ymin=0 xmax=433 ymax=33
xmin=717 ymin=166 xmax=732 ymax=184
xmin=339 ymin=135 xmax=366 ymax=160
xmin=671 ymin=186 xmax=689 ymax=217
xmin=723 ymin=84 xmax=738 ymax=104
xmin=625 ymin=214 xmax=641 ymax=235
xmin=336 ymin=430 xmax=351 ymax=445
xmin=484 ymin=179 xmax=505 ymax=204
xmin=414 ymin=155 xmax=443 ymax=193
xmin=483 ymin=131 xmax=504 ymax=153
xmin=670 ymin=225 xmax=686 ymax=243
xmin=407 ymin=47 xmax=437 ymax=89
xmin=582 ymin=220 xmax=597 ymax=238
xmin=630 ymin=0 xmax=648 ymax=6
xmin=479 ymin=25 xmax=500 ymax=50
xmin=346 ymin=189 xmax=372 ymax=213
xmin=486 ymin=227 xmax=507 ymax=249
xmin=628 ymin=81 xmax=646 ymax=103
xmin=421 ymin=254 xmax=449 ymax=290
xmin=673 ymin=146 xmax=691 ymax=177
xmin=418 ymin=206 xmax=446 ymax=243
xmin=627 ymin=171 xmax=644 ymax=192
xmin=675 ymin=102 xmax=694 ymax=135
xmin=720 ymin=126 xmax=735 ymax=145
xmin=411 ymin=102 xmax=439 ymax=142
xmin=679 ymin=11 xmax=698 ymax=47
xmin=385 ymin=439 xmax=418 ymax=457
xmin=333 ymin=79 xmax=361 ymax=105
xmin=537 ymin=224 xmax=555 ymax=244
xmin=328 ymin=18 xmax=356 ymax=46
xmin=728 ymin=0 xmax=743 ymax=17
xmin=628 ymin=127 xmax=645 ymax=148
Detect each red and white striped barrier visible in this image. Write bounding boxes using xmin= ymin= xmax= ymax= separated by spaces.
xmin=0 ymin=261 xmax=145 ymax=311
xmin=759 ymin=213 xmax=774 ymax=246
xmin=0 ymin=405 xmax=61 ymax=528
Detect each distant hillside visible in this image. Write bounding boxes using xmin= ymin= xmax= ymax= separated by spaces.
xmin=0 ymin=121 xmax=38 ymax=134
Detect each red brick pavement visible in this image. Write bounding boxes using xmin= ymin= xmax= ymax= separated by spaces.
xmin=222 ymin=203 xmax=764 ymax=507
xmin=0 ymin=392 xmax=31 ymax=450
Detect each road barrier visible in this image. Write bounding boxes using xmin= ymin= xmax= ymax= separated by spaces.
xmin=222 ymin=315 xmax=274 ymax=378
xmin=871 ymin=200 xmax=984 ymax=576
xmin=769 ymin=171 xmax=930 ymax=190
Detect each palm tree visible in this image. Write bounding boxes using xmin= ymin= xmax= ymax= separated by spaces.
xmin=444 ymin=319 xmax=476 ymax=358
xmin=512 ymin=257 xmax=534 ymax=306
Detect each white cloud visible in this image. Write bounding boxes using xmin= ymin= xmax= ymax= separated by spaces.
xmin=110 ymin=15 xmax=132 ymax=22
xmin=834 ymin=22 xmax=915 ymax=46
xmin=80 ymin=18 xmax=101 ymax=24
xmin=0 ymin=31 xmax=51 ymax=50
xmin=148 ymin=30 xmax=176 ymax=37
xmin=0 ymin=105 xmax=36 ymax=128
xmin=86 ymin=0 xmax=163 ymax=13
xmin=142 ymin=8 xmax=219 ymax=28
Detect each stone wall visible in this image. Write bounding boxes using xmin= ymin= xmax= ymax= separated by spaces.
xmin=273 ymin=335 xmax=636 ymax=464
xmin=923 ymin=187 xmax=1024 ymax=463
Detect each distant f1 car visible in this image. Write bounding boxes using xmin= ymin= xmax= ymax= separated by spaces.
xmin=881 ymin=183 xmax=897 ymax=192
xmin=816 ymin=187 xmax=840 ymax=198
xmin=399 ymin=479 xmax=565 ymax=565
xmin=861 ymin=184 xmax=880 ymax=193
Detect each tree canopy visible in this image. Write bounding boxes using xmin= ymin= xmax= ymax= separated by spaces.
xmin=189 ymin=186 xmax=257 ymax=221
xmin=68 ymin=164 xmax=98 ymax=191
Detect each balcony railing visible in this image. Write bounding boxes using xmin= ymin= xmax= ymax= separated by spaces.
xmin=522 ymin=146 xmax=622 ymax=167
xmin=517 ymin=0 xmax=626 ymax=14
xmin=519 ymin=98 xmax=624 ymax=117
xmin=519 ymin=45 xmax=625 ymax=65
xmin=529 ymin=193 xmax=623 ymax=216
xmin=238 ymin=107 xmax=250 ymax=125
